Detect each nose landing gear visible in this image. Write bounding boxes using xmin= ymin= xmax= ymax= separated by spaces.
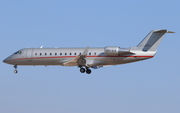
xmin=14 ymin=65 xmax=18 ymax=74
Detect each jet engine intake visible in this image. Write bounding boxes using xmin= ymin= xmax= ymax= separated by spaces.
xmin=104 ymin=46 xmax=120 ymax=56
xmin=104 ymin=46 xmax=132 ymax=56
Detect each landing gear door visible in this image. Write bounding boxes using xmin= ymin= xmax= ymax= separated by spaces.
xmin=26 ymin=49 xmax=34 ymax=61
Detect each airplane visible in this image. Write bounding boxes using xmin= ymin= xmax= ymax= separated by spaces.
xmin=3 ymin=29 xmax=174 ymax=74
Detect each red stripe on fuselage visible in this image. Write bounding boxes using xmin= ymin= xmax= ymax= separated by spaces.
xmin=10 ymin=55 xmax=154 ymax=61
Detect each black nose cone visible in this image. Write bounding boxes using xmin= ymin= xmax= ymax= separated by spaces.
xmin=3 ymin=57 xmax=11 ymax=64
xmin=3 ymin=59 xmax=7 ymax=63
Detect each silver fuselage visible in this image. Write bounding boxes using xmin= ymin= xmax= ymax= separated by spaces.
xmin=3 ymin=47 xmax=155 ymax=67
xmin=3 ymin=29 xmax=173 ymax=74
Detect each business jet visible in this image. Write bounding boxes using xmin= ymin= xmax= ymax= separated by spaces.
xmin=3 ymin=29 xmax=174 ymax=74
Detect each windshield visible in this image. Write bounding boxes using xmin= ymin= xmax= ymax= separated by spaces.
xmin=14 ymin=51 xmax=22 ymax=54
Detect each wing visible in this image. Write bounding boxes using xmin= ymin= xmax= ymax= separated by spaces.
xmin=63 ymin=46 xmax=89 ymax=66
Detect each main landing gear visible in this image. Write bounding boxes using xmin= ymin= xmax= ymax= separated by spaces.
xmin=14 ymin=65 xmax=18 ymax=74
xmin=79 ymin=67 xmax=92 ymax=74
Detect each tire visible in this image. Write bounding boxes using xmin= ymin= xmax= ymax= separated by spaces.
xmin=86 ymin=69 xmax=91 ymax=74
xmin=14 ymin=70 xmax=18 ymax=74
xmin=80 ymin=68 xmax=85 ymax=73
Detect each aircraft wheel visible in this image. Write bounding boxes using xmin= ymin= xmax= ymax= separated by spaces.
xmin=80 ymin=68 xmax=85 ymax=73
xmin=14 ymin=70 xmax=18 ymax=74
xmin=86 ymin=69 xmax=91 ymax=74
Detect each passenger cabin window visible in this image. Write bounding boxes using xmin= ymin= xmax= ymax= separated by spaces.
xmin=89 ymin=53 xmax=91 ymax=55
xmin=65 ymin=53 xmax=67 ymax=55
xmin=50 ymin=53 xmax=52 ymax=55
xmin=45 ymin=53 xmax=47 ymax=55
xmin=35 ymin=53 xmax=37 ymax=56
xmin=40 ymin=53 xmax=42 ymax=55
xmin=74 ymin=53 xmax=76 ymax=55
xmin=55 ymin=53 xmax=57 ymax=55
xmin=79 ymin=53 xmax=81 ymax=55
xmin=94 ymin=52 xmax=96 ymax=55
xmin=70 ymin=53 xmax=71 ymax=55
xmin=60 ymin=53 xmax=62 ymax=55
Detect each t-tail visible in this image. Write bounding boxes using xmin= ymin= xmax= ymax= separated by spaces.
xmin=137 ymin=29 xmax=174 ymax=51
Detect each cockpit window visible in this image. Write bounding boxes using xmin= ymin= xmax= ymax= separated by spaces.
xmin=14 ymin=51 xmax=22 ymax=54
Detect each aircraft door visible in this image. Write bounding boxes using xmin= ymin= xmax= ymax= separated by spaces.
xmin=26 ymin=49 xmax=34 ymax=61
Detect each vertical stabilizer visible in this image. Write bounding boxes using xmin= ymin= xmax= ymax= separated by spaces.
xmin=137 ymin=29 xmax=174 ymax=51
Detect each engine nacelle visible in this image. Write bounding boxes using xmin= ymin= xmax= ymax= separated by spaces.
xmin=104 ymin=46 xmax=120 ymax=56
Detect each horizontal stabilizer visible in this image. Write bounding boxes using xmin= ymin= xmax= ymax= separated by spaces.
xmin=167 ymin=31 xmax=175 ymax=33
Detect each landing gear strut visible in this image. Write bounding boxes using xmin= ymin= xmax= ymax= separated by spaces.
xmin=79 ymin=67 xmax=92 ymax=74
xmin=14 ymin=65 xmax=18 ymax=74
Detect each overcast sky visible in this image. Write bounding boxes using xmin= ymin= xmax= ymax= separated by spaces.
xmin=0 ymin=0 xmax=180 ymax=113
